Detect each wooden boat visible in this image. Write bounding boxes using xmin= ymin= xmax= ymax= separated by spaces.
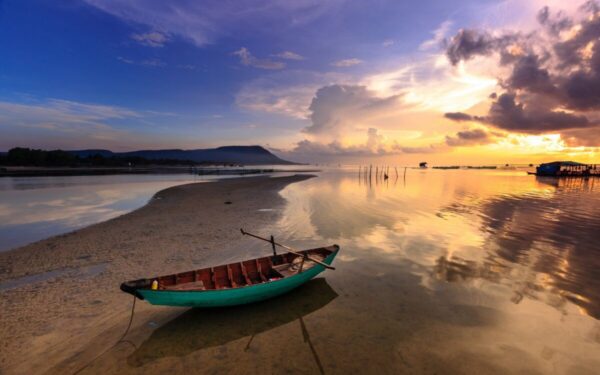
xmin=120 ymin=245 xmax=339 ymax=307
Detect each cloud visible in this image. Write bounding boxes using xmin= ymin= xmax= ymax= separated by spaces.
xmin=446 ymin=94 xmax=591 ymax=132
xmin=117 ymin=56 xmax=134 ymax=64
xmin=0 ymin=98 xmax=143 ymax=149
xmin=420 ymin=20 xmax=453 ymax=51
xmin=536 ymin=5 xmax=573 ymax=36
xmin=117 ymin=56 xmax=166 ymax=67
xmin=304 ymin=84 xmax=402 ymax=136
xmin=507 ymin=54 xmax=555 ymax=94
xmin=176 ymin=64 xmax=197 ymax=70
xmin=273 ymin=51 xmax=304 ymax=60
xmin=445 ymin=29 xmax=518 ymax=65
xmin=442 ymin=3 xmax=600 ymax=144
xmin=275 ymin=128 xmax=406 ymax=162
xmin=130 ymin=31 xmax=169 ymax=47
xmin=0 ymin=99 xmax=140 ymax=122
xmin=561 ymin=126 xmax=600 ymax=146
xmin=486 ymin=93 xmax=591 ymax=132
xmin=331 ymin=58 xmax=363 ymax=67
xmin=393 ymin=144 xmax=445 ymax=154
xmin=444 ymin=112 xmax=477 ymax=122
xmin=445 ymin=128 xmax=499 ymax=146
xmin=140 ymin=58 xmax=166 ymax=67
xmin=83 ymin=0 xmax=344 ymax=47
xmin=233 ymin=47 xmax=285 ymax=70
xmin=382 ymin=39 xmax=395 ymax=47
xmin=235 ymin=71 xmax=346 ymax=119
xmin=275 ymin=125 xmax=451 ymax=163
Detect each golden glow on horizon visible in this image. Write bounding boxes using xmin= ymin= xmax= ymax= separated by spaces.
xmin=501 ymin=134 xmax=566 ymax=152
xmin=329 ymin=130 xmax=599 ymax=165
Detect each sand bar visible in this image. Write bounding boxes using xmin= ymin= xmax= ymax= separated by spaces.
xmin=0 ymin=174 xmax=312 ymax=374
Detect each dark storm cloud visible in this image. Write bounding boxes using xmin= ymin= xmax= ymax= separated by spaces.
xmin=443 ymin=3 xmax=600 ymax=143
xmin=446 ymin=94 xmax=590 ymax=132
xmin=445 ymin=29 xmax=517 ymax=65
xmin=508 ymin=54 xmax=555 ymax=94
xmin=537 ymin=6 xmax=573 ymax=36
xmin=486 ymin=93 xmax=590 ymax=132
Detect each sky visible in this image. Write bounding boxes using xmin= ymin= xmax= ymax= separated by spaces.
xmin=1 ymin=0 xmax=600 ymax=164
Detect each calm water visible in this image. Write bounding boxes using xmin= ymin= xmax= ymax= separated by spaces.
xmin=0 ymin=174 xmax=203 ymax=252
xmin=4 ymin=169 xmax=600 ymax=373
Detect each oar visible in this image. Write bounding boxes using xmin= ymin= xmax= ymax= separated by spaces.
xmin=240 ymin=229 xmax=335 ymax=270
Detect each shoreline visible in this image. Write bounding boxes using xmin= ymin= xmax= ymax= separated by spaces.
xmin=0 ymin=166 xmax=317 ymax=177
xmin=0 ymin=174 xmax=313 ymax=374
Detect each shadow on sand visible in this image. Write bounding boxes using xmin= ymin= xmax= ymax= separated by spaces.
xmin=128 ymin=278 xmax=338 ymax=368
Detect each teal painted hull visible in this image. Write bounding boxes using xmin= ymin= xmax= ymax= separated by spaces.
xmin=138 ymin=248 xmax=338 ymax=307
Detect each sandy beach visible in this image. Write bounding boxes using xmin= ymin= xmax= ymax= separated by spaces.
xmin=0 ymin=175 xmax=312 ymax=374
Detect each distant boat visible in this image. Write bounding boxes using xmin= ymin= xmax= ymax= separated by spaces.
xmin=419 ymin=162 xmax=428 ymax=169
xmin=121 ymin=243 xmax=339 ymax=307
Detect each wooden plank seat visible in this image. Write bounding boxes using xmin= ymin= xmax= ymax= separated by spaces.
xmin=162 ymin=280 xmax=206 ymax=291
xmin=154 ymin=251 xmax=328 ymax=291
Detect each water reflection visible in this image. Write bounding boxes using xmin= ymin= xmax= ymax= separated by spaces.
xmin=128 ymin=278 xmax=337 ymax=368
xmin=0 ymin=175 xmax=202 ymax=251
xmin=279 ymin=170 xmax=600 ymax=321
xmin=477 ymin=177 xmax=600 ymax=318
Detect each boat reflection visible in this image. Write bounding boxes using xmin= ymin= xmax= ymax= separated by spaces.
xmin=535 ymin=175 xmax=599 ymax=191
xmin=128 ymin=278 xmax=338 ymax=367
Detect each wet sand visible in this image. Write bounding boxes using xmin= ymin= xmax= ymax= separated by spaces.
xmin=0 ymin=175 xmax=312 ymax=374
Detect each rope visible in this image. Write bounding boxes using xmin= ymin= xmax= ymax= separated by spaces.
xmin=72 ymin=295 xmax=138 ymax=374
xmin=117 ymin=295 xmax=137 ymax=342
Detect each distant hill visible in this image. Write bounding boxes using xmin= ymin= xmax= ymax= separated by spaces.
xmin=69 ymin=146 xmax=297 ymax=165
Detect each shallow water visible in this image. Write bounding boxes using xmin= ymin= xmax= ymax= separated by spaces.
xmin=0 ymin=174 xmax=205 ymax=251
xmin=78 ymin=168 xmax=600 ymax=374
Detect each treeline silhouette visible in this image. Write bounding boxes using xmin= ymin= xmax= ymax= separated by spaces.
xmin=0 ymin=147 xmax=197 ymax=167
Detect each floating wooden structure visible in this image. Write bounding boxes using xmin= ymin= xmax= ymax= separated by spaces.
xmin=466 ymin=165 xmax=497 ymax=169
xmin=432 ymin=166 xmax=460 ymax=170
xmin=121 ymin=231 xmax=339 ymax=307
xmin=530 ymin=161 xmax=600 ymax=177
